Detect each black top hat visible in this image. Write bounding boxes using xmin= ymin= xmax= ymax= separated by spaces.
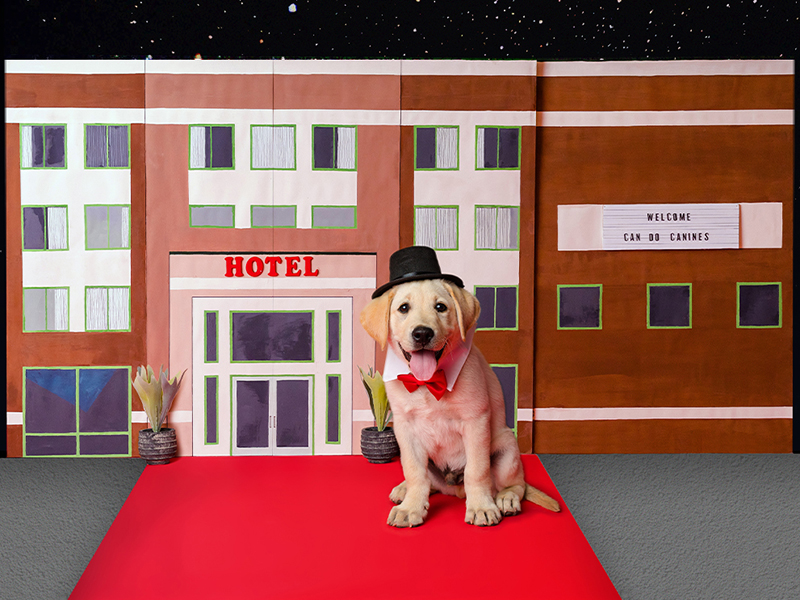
xmin=372 ymin=246 xmax=464 ymax=299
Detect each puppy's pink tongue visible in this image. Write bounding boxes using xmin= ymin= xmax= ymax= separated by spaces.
xmin=409 ymin=350 xmax=438 ymax=381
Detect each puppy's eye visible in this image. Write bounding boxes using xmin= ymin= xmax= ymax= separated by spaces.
xmin=398 ymin=303 xmax=409 ymax=314
xmin=435 ymin=302 xmax=447 ymax=313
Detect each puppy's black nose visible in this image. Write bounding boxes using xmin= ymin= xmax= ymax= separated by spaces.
xmin=412 ymin=326 xmax=434 ymax=345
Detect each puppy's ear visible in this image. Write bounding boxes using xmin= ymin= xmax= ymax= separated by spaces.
xmin=360 ymin=289 xmax=396 ymax=350
xmin=444 ymin=282 xmax=481 ymax=341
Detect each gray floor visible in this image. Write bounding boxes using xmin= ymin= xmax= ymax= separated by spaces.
xmin=1 ymin=455 xmax=798 ymax=600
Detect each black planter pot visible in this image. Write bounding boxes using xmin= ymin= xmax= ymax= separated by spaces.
xmin=138 ymin=427 xmax=177 ymax=465
xmin=360 ymin=426 xmax=400 ymax=464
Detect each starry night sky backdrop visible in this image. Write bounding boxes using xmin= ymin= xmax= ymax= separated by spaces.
xmin=4 ymin=0 xmax=798 ymax=59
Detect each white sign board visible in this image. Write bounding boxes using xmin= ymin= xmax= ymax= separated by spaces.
xmin=602 ymin=204 xmax=739 ymax=250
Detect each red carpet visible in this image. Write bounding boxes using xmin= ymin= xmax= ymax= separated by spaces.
xmin=70 ymin=456 xmax=619 ymax=600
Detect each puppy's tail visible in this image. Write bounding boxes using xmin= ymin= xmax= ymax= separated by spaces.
xmin=524 ymin=484 xmax=561 ymax=512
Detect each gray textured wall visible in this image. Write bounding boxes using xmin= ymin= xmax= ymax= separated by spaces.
xmin=1 ymin=455 xmax=798 ymax=600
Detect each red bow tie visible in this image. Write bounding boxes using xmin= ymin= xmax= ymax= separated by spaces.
xmin=397 ymin=370 xmax=448 ymax=400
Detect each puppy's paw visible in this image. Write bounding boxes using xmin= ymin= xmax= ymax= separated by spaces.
xmin=387 ymin=502 xmax=428 ymax=528
xmin=389 ymin=481 xmax=407 ymax=504
xmin=465 ymin=500 xmax=502 ymax=527
xmin=495 ymin=489 xmax=522 ymax=516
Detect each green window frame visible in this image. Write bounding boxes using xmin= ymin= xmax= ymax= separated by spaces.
xmin=22 ymin=366 xmax=132 ymax=458
xmin=251 ymin=205 xmax=297 ymax=228
xmin=475 ymin=126 xmax=521 ymax=170
xmin=189 ymin=124 xmax=235 ymax=170
xmin=647 ymin=283 xmax=693 ymax=330
xmin=326 ymin=374 xmax=342 ymax=445
xmin=474 ymin=286 xmax=519 ymax=331
xmin=414 ymin=125 xmax=459 ymax=170
xmin=414 ymin=205 xmax=459 ymax=250
xmin=230 ymin=311 xmax=315 ymax=363
xmin=189 ymin=205 xmax=236 ymax=228
xmin=250 ymin=124 xmax=297 ymax=170
xmin=736 ymin=282 xmax=783 ymax=329
xmin=84 ymin=205 xmax=131 ymax=250
xmin=557 ymin=284 xmax=603 ymax=330
xmin=22 ymin=205 xmax=69 ymax=252
xmin=311 ymin=205 xmax=357 ymax=229
xmin=312 ymin=125 xmax=357 ymax=171
xmin=23 ymin=287 xmax=70 ymax=332
xmin=85 ymin=286 xmax=131 ymax=332
xmin=84 ymin=124 xmax=130 ymax=169
xmin=475 ymin=205 xmax=519 ymax=250
xmin=490 ymin=364 xmax=518 ymax=436
xmin=205 ymin=376 xmax=219 ymax=446
xmin=20 ymin=124 xmax=68 ymax=169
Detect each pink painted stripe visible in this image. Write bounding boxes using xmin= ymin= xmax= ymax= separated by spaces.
xmin=537 ymin=60 xmax=794 ymax=77
xmin=534 ymin=406 xmax=792 ymax=421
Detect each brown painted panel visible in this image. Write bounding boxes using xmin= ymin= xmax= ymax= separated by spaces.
xmin=145 ymin=74 xmax=273 ymax=109
xmin=517 ymin=421 xmax=532 ymax=455
xmin=6 ymin=124 xmax=23 ymax=413
xmin=401 ymin=76 xmax=536 ymax=111
xmin=533 ymin=419 xmax=792 ymax=453
xmin=399 ymin=126 xmax=415 ymax=248
xmin=537 ymin=75 xmax=794 ymax=112
xmin=274 ymin=75 xmax=401 ymax=110
xmin=7 ymin=426 xmax=23 ymax=457
xmin=5 ymin=74 xmax=145 ymax=108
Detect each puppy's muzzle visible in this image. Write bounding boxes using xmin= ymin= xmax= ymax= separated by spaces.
xmin=412 ymin=326 xmax=435 ymax=347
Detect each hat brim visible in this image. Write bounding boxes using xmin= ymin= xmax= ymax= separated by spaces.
xmin=372 ymin=273 xmax=464 ymax=299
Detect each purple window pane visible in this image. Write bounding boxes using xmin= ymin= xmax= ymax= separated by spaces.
xmin=559 ymin=286 xmax=601 ymax=328
xmin=25 ymin=369 xmax=77 ymax=434
xmin=314 ymin=127 xmax=335 ymax=169
xmin=211 ymin=126 xmax=233 ymax=168
xmin=79 ymin=369 xmax=129 ymax=433
xmin=108 ymin=126 xmax=129 ymax=167
xmin=327 ymin=312 xmax=340 ymax=361
xmin=203 ymin=126 xmax=212 ymax=167
xmin=327 ymin=376 xmax=340 ymax=443
xmin=276 ymin=380 xmax=309 ymax=448
xmin=86 ymin=205 xmax=109 ymax=249
xmin=483 ymin=127 xmax=499 ymax=168
xmin=739 ymin=284 xmax=780 ymax=327
xmin=232 ymin=312 xmax=313 ymax=362
xmin=498 ymin=128 xmax=519 ymax=168
xmin=416 ymin=127 xmax=436 ymax=168
xmin=32 ymin=126 xmax=44 ymax=167
xmin=236 ymin=380 xmax=270 ymax=448
xmin=86 ymin=125 xmax=107 ymax=167
xmin=475 ymin=287 xmax=495 ymax=329
xmin=80 ymin=434 xmax=129 ymax=455
xmin=45 ymin=126 xmax=65 ymax=168
xmin=26 ymin=435 xmax=77 ymax=456
xmin=491 ymin=366 xmax=517 ymax=430
xmin=206 ymin=312 xmax=218 ymax=362
xmin=206 ymin=377 xmax=218 ymax=444
xmin=649 ymin=285 xmax=691 ymax=328
xmin=495 ymin=287 xmax=518 ymax=328
xmin=23 ymin=207 xmax=46 ymax=250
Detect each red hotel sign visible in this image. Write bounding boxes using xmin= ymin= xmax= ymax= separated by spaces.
xmin=224 ymin=256 xmax=320 ymax=278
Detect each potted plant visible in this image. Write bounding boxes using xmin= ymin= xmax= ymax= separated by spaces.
xmin=358 ymin=366 xmax=400 ymax=463
xmin=133 ymin=365 xmax=185 ymax=465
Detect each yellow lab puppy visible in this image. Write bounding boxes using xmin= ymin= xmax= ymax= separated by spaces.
xmin=361 ymin=247 xmax=559 ymax=527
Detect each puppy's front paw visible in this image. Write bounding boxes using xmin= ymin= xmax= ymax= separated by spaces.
xmin=495 ymin=489 xmax=522 ymax=516
xmin=387 ymin=502 xmax=428 ymax=528
xmin=389 ymin=481 xmax=406 ymax=505
xmin=465 ymin=500 xmax=502 ymax=527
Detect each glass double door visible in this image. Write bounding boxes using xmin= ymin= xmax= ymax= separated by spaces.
xmin=232 ymin=376 xmax=312 ymax=456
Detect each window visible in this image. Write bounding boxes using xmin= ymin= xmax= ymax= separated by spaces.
xmin=414 ymin=206 xmax=458 ymax=250
xmin=251 ymin=125 xmax=295 ymax=170
xmin=23 ymin=367 xmax=131 ymax=457
xmin=327 ymin=311 xmax=341 ymax=362
xmin=476 ymin=127 xmax=520 ymax=169
xmin=231 ymin=312 xmax=314 ymax=362
xmin=189 ymin=125 xmax=234 ymax=169
xmin=558 ymin=285 xmax=602 ymax=330
xmin=326 ymin=375 xmax=341 ymax=444
xmin=85 ymin=287 xmax=131 ymax=331
xmin=737 ymin=282 xmax=782 ymax=328
xmin=475 ymin=286 xmax=518 ymax=330
xmin=22 ymin=206 xmax=68 ymax=251
xmin=85 ymin=125 xmax=129 ymax=168
xmin=205 ymin=311 xmax=219 ymax=363
xmin=85 ymin=205 xmax=131 ymax=249
xmin=23 ymin=288 xmax=69 ymax=332
xmin=312 ymin=206 xmax=357 ymax=229
xmin=205 ymin=376 xmax=219 ymax=445
xmin=475 ymin=206 xmax=519 ymax=250
xmin=190 ymin=205 xmax=235 ymax=228
xmin=313 ymin=125 xmax=356 ymax=170
xmin=414 ymin=126 xmax=458 ymax=170
xmin=647 ymin=284 xmax=692 ymax=329
xmin=251 ymin=205 xmax=297 ymax=228
xmin=20 ymin=124 xmax=66 ymax=168
xmin=491 ymin=365 xmax=518 ymax=434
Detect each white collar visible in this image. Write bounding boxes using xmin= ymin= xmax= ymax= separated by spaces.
xmin=382 ymin=326 xmax=475 ymax=392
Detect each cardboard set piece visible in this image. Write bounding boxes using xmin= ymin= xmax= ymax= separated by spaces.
xmin=5 ymin=59 xmax=793 ymax=459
